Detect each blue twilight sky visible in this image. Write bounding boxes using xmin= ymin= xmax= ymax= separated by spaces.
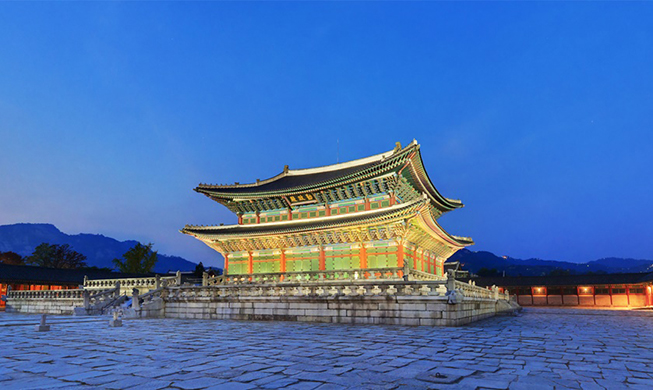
xmin=1 ymin=2 xmax=652 ymax=268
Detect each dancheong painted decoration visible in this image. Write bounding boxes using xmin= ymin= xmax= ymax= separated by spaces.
xmin=181 ymin=140 xmax=473 ymax=279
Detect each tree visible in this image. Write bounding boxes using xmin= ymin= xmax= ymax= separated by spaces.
xmin=193 ymin=262 xmax=206 ymax=278
xmin=477 ymin=267 xmax=500 ymax=277
xmin=26 ymin=243 xmax=87 ymax=269
xmin=0 ymin=251 xmax=25 ymax=265
xmin=113 ymin=243 xmax=158 ymax=273
xmin=548 ymin=269 xmax=571 ymax=276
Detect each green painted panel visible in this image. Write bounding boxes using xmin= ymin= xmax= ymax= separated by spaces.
xmin=387 ymin=253 xmax=398 ymax=267
xmin=229 ymin=263 xmax=245 ymax=275
xmin=368 ymin=254 xmax=389 ymax=268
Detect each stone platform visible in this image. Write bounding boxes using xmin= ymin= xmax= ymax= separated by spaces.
xmin=2 ymin=308 xmax=653 ymax=389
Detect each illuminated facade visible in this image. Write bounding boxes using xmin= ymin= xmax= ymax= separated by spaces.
xmin=182 ymin=141 xmax=473 ymax=278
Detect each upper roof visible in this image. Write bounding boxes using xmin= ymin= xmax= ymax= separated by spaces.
xmin=198 ymin=150 xmax=394 ymax=196
xmin=195 ymin=140 xmax=463 ymax=212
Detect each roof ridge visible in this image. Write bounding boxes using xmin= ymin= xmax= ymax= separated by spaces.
xmin=196 ymin=140 xmax=418 ymax=190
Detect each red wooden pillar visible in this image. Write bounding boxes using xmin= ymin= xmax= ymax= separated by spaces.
xmin=287 ymin=208 xmax=292 ymax=221
xmin=237 ymin=214 xmax=243 ymax=225
xmin=421 ymin=250 xmax=425 ymax=272
xmin=256 ymin=212 xmax=261 ymax=224
xmin=319 ymin=247 xmax=326 ymax=271
xmin=593 ymin=286 xmax=596 ymax=306
xmin=626 ymin=285 xmax=631 ymax=306
xmin=397 ymin=242 xmax=404 ymax=268
xmin=609 ymin=285 xmax=613 ymax=306
xmin=389 ymin=193 xmax=396 ymax=206
xmin=224 ymin=253 xmax=229 ymax=275
xmin=364 ymin=197 xmax=371 ymax=211
xmin=280 ymin=250 xmax=286 ymax=273
xmin=359 ymin=244 xmax=367 ymax=269
xmin=248 ymin=251 xmax=253 ymax=274
xmin=325 ymin=203 xmax=331 ymax=216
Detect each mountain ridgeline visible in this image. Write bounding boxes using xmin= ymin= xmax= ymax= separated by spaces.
xmin=450 ymin=249 xmax=653 ymax=277
xmin=0 ymin=223 xmax=197 ymax=273
xmin=2 ymin=223 xmax=650 ymax=277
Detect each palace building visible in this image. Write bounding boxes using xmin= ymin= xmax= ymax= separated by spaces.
xmin=181 ymin=140 xmax=473 ymax=279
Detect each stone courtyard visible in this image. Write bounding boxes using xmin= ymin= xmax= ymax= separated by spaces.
xmin=1 ymin=308 xmax=653 ymax=389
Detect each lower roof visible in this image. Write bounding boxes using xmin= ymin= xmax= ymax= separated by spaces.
xmin=182 ymin=198 xmax=425 ymax=239
xmin=0 ymin=263 xmax=153 ymax=285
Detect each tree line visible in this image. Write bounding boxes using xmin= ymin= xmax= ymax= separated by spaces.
xmin=0 ymin=242 xmax=159 ymax=273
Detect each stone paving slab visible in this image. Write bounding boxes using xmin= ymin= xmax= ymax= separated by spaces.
xmin=1 ymin=308 xmax=653 ymax=389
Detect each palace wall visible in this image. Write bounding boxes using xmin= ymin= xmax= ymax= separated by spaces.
xmin=515 ymin=292 xmax=648 ymax=308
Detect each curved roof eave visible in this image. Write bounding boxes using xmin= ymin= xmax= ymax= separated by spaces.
xmin=408 ymin=146 xmax=464 ymax=211
xmin=416 ymin=203 xmax=474 ymax=248
xmin=195 ymin=142 xmax=419 ymax=198
xmin=181 ymin=197 xmax=427 ymax=239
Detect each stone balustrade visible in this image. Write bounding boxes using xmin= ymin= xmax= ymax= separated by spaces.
xmin=454 ymin=280 xmax=497 ymax=300
xmin=6 ymin=289 xmax=86 ymax=315
xmin=143 ymin=278 xmax=516 ymax=326
xmin=8 ymin=289 xmax=85 ymax=300
xmin=6 ymin=268 xmax=516 ymax=324
xmin=407 ymin=268 xmax=446 ymax=281
xmin=84 ymin=273 xmax=179 ymax=295
xmin=168 ymin=280 xmax=451 ymax=301
xmin=208 ymin=267 xmax=406 ymax=286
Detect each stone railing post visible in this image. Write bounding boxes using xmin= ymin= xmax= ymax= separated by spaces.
xmin=115 ymin=281 xmax=121 ymax=297
xmin=493 ymin=285 xmax=499 ymax=300
xmin=155 ymin=275 xmax=161 ymax=289
xmin=176 ymin=270 xmax=182 ymax=286
xmin=446 ymin=270 xmax=456 ymax=292
xmin=202 ymin=272 xmax=208 ymax=287
xmin=132 ymin=288 xmax=140 ymax=311
xmin=83 ymin=290 xmax=90 ymax=310
xmin=403 ymin=263 xmax=410 ymax=281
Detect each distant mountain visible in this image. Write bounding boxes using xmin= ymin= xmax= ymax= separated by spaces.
xmin=0 ymin=223 xmax=197 ymax=273
xmin=449 ymin=249 xmax=653 ymax=276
